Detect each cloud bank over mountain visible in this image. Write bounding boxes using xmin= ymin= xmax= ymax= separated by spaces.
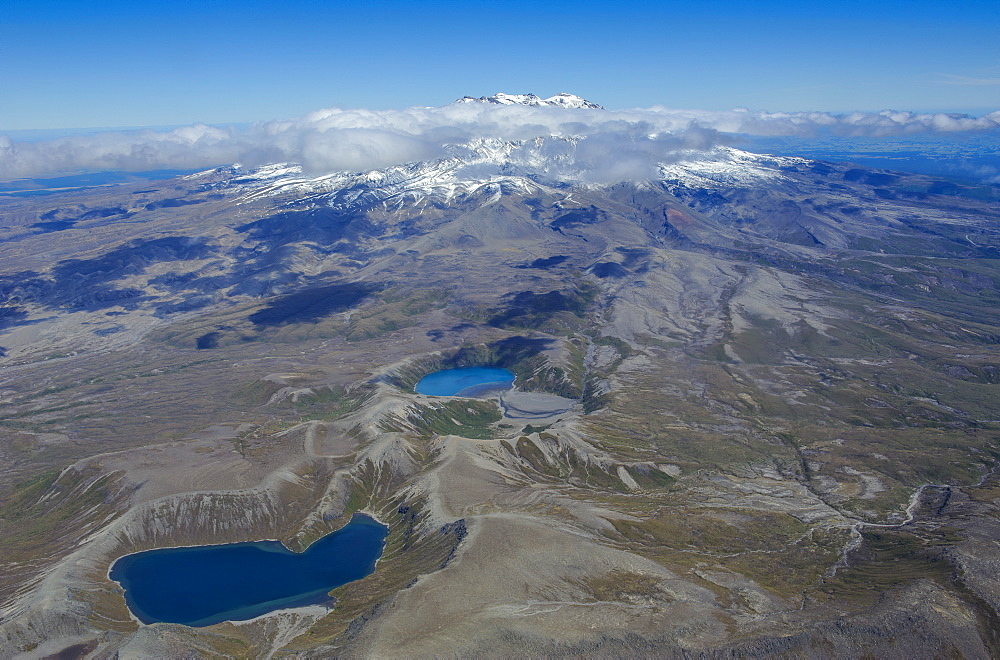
xmin=2 ymin=100 xmax=999 ymax=180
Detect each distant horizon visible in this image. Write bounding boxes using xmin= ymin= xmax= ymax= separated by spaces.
xmin=3 ymin=0 xmax=998 ymax=131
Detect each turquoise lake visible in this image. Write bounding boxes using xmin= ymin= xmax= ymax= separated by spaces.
xmin=414 ymin=366 xmax=515 ymax=397
xmin=109 ymin=513 xmax=388 ymax=627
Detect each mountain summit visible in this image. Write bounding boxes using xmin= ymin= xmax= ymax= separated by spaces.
xmin=455 ymin=92 xmax=604 ymax=109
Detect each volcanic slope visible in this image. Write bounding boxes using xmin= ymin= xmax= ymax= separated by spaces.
xmin=1 ymin=140 xmax=999 ymax=657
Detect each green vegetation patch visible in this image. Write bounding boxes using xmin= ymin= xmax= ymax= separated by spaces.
xmin=722 ymin=526 xmax=849 ymax=598
xmin=816 ymin=528 xmax=956 ymax=606
xmin=291 ymin=385 xmax=373 ymax=421
xmin=513 ymin=433 xmax=640 ymax=491
xmin=610 ymin=507 xmax=848 ymax=600
xmin=577 ymin=570 xmax=669 ymax=604
xmin=383 ymin=399 xmax=503 ymax=439
xmin=613 ymin=508 xmax=812 ymax=555
xmin=0 ymin=467 xmax=128 ymax=595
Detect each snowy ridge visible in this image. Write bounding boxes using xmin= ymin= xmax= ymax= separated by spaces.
xmin=658 ymin=147 xmax=809 ymax=187
xmin=455 ymin=92 xmax=604 ymax=110
xmin=237 ymin=136 xmax=579 ymax=205
xmin=237 ymin=140 xmax=548 ymax=208
xmin=234 ymin=138 xmax=806 ymax=209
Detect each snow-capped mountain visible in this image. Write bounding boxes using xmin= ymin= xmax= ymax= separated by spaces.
xmin=455 ymin=92 xmax=604 ymax=109
xmin=227 ymin=137 xmax=803 ymax=211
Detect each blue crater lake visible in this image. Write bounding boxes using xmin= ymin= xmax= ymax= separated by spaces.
xmin=109 ymin=513 xmax=388 ymax=627
xmin=414 ymin=366 xmax=515 ymax=397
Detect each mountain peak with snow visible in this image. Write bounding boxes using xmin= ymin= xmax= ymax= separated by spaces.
xmin=455 ymin=92 xmax=604 ymax=110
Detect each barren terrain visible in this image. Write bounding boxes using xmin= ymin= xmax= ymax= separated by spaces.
xmin=1 ymin=147 xmax=999 ymax=657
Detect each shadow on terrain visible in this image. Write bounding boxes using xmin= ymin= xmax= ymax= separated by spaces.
xmin=488 ymin=287 xmax=596 ymax=329
xmin=248 ymin=282 xmax=384 ymax=327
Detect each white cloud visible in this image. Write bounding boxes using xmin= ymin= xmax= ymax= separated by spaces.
xmin=1 ymin=101 xmax=998 ymax=180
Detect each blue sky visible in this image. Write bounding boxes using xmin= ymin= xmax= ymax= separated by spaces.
xmin=2 ymin=0 xmax=999 ymax=130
